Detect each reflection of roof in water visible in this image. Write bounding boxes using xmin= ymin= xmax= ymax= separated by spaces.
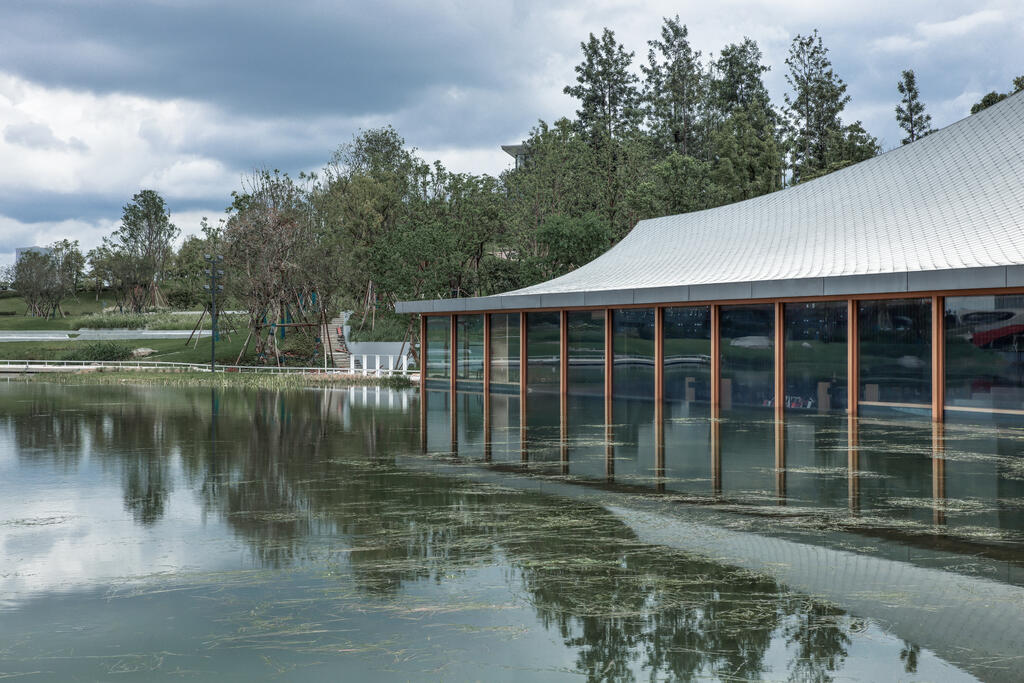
xmin=399 ymin=92 xmax=1024 ymax=313
xmin=398 ymin=451 xmax=1024 ymax=682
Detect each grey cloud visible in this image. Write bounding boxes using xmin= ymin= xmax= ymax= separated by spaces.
xmin=4 ymin=122 xmax=88 ymax=152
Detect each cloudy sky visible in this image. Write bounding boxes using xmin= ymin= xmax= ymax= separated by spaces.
xmin=1 ymin=0 xmax=1021 ymax=265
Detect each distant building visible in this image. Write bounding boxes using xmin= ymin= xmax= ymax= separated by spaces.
xmin=501 ymin=144 xmax=528 ymax=170
xmin=15 ymin=246 xmax=51 ymax=263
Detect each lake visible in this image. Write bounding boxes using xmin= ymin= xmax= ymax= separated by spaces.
xmin=1 ymin=381 xmax=1021 ymax=681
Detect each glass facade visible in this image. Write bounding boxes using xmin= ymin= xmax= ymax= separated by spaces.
xmin=613 ymin=308 xmax=655 ymax=400
xmin=784 ymin=302 xmax=847 ymax=413
xmin=663 ymin=306 xmax=711 ymax=407
xmin=489 ymin=313 xmax=520 ymax=388
xmin=946 ymin=295 xmax=1024 ymax=413
xmin=526 ymin=311 xmax=561 ymax=393
xmin=423 ymin=293 xmax=1024 ymax=421
xmin=859 ymin=298 xmax=930 ymax=406
xmin=720 ymin=304 xmax=774 ymax=410
xmin=425 ymin=316 xmax=451 ymax=380
xmin=567 ymin=310 xmax=605 ymax=396
xmin=455 ymin=314 xmax=484 ymax=383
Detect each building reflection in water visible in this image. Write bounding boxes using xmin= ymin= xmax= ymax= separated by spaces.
xmin=426 ymin=385 xmax=1024 ymax=546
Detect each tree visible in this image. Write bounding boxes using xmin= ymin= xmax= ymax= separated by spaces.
xmin=110 ymin=190 xmax=180 ymax=311
xmin=784 ymin=31 xmax=853 ymax=183
xmin=10 ymin=240 xmax=83 ymax=317
xmin=970 ymin=75 xmax=1024 ymax=114
xmin=895 ymin=69 xmax=933 ymax=144
xmin=535 ymin=213 xmax=611 ymax=279
xmin=708 ymin=39 xmax=783 ymax=200
xmin=642 ymin=16 xmax=705 ymax=157
xmin=564 ymin=28 xmax=641 ymax=143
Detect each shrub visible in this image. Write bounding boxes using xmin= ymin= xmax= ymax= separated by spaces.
xmin=61 ymin=341 xmax=134 ymax=361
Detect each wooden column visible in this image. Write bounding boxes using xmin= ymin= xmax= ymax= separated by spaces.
xmin=483 ymin=314 xmax=491 ymax=395
xmin=419 ymin=315 xmax=427 ymax=452
xmin=774 ymin=301 xmax=785 ymax=420
xmin=419 ymin=314 xmax=427 ymax=394
xmin=559 ymin=310 xmax=569 ymax=398
xmin=449 ymin=315 xmax=457 ymax=454
xmin=519 ymin=311 xmax=528 ymax=462
xmin=847 ymin=299 xmax=859 ymax=417
xmin=604 ymin=309 xmax=614 ymax=425
xmin=932 ymin=296 xmax=945 ymax=422
xmin=559 ymin=310 xmax=569 ymax=472
xmin=654 ymin=307 xmax=665 ymax=407
xmin=449 ymin=314 xmax=457 ymax=394
xmin=711 ymin=305 xmax=721 ymax=419
xmin=654 ymin=307 xmax=665 ymax=490
xmin=483 ymin=314 xmax=491 ymax=461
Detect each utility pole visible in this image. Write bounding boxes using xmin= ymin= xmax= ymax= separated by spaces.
xmin=203 ymin=254 xmax=224 ymax=373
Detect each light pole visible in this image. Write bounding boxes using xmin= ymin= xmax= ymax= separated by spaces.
xmin=203 ymin=254 xmax=224 ymax=373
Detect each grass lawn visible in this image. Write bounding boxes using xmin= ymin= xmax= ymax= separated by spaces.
xmin=0 ymin=294 xmax=217 ymax=330
xmin=0 ymin=335 xmax=250 ymax=364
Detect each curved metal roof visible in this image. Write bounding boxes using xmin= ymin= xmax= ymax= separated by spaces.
xmin=398 ymin=92 xmax=1024 ymax=314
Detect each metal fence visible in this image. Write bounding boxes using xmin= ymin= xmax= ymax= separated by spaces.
xmin=0 ymin=356 xmax=416 ymax=377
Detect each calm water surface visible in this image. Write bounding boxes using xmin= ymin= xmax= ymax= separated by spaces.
xmin=1 ymin=382 xmax=1022 ymax=681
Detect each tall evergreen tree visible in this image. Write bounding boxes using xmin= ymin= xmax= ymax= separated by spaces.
xmin=641 ymin=16 xmax=704 ymax=157
xmin=564 ymin=28 xmax=641 ymax=143
xmin=895 ymin=69 xmax=933 ymax=144
xmin=708 ymin=38 xmax=783 ymax=200
xmin=784 ymin=30 xmax=877 ymax=183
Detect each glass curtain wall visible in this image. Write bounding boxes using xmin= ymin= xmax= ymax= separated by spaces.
xmin=859 ymin=298 xmax=930 ymax=407
xmin=784 ymin=302 xmax=847 ymax=413
xmin=526 ymin=312 xmax=561 ymax=393
xmin=663 ymin=306 xmax=711 ymax=411
xmin=489 ymin=313 xmax=520 ymax=391
xmin=720 ymin=304 xmax=774 ymax=411
xmin=567 ymin=310 xmax=605 ymax=396
xmin=613 ymin=308 xmax=655 ymax=400
xmin=455 ymin=315 xmax=484 ymax=387
xmin=945 ymin=295 xmax=1024 ymax=413
xmin=425 ymin=316 xmax=451 ymax=383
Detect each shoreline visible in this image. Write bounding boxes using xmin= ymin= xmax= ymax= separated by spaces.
xmin=8 ymin=369 xmax=415 ymax=390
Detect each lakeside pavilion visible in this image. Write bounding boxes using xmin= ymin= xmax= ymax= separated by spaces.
xmin=398 ymin=92 xmax=1024 ymax=425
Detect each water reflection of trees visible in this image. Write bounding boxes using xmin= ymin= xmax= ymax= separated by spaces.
xmin=4 ymin=383 xmax=859 ymax=681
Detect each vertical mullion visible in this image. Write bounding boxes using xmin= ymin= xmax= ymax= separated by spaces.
xmin=774 ymin=301 xmax=785 ymax=420
xmin=932 ymin=296 xmax=945 ymax=422
xmin=847 ymin=299 xmax=859 ymax=417
xmin=483 ymin=314 xmax=491 ymax=461
xmin=419 ymin=314 xmax=427 ymax=452
xmin=559 ymin=310 xmax=568 ymax=398
xmin=711 ymin=304 xmax=721 ymax=419
xmin=654 ymin=307 xmax=664 ymax=407
xmin=604 ymin=309 xmax=613 ymax=425
xmin=519 ymin=311 xmax=528 ymax=461
xmin=449 ymin=314 xmax=457 ymax=394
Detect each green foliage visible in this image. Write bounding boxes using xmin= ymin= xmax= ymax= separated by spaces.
xmin=642 ymin=16 xmax=704 ymax=157
xmin=783 ymin=30 xmax=877 ymax=184
xmin=970 ymin=75 xmax=1024 ymax=114
xmin=348 ymin=309 xmax=410 ymax=342
xmin=564 ymin=28 xmax=642 ymax=142
xmin=895 ymin=69 xmax=933 ymax=144
xmin=61 ymin=341 xmax=134 ymax=361
xmin=536 ymin=213 xmax=612 ymax=279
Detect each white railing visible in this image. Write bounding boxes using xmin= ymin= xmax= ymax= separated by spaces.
xmin=348 ymin=354 xmax=410 ymax=377
xmin=0 ymin=357 xmax=416 ymax=377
